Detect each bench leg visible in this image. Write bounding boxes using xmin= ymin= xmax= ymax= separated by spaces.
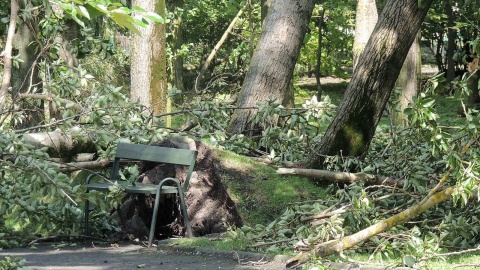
xmin=148 ymin=190 xmax=161 ymax=248
xmin=178 ymin=189 xmax=193 ymax=238
xmin=84 ymin=197 xmax=90 ymax=235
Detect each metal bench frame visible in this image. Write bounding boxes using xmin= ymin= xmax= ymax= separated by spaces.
xmin=84 ymin=143 xmax=197 ymax=248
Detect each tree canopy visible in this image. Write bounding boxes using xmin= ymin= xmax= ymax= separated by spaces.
xmin=1 ymin=0 xmax=480 ymax=268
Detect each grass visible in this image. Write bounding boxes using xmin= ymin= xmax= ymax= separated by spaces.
xmin=167 ymin=72 xmax=479 ymax=269
xmin=213 ymin=148 xmax=331 ymax=226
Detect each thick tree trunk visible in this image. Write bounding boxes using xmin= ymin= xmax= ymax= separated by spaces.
xmin=22 ymin=130 xmax=97 ymax=161
xmin=130 ymin=0 xmax=168 ymax=116
xmin=228 ymin=0 xmax=315 ymax=135
xmin=305 ymin=0 xmax=433 ymax=169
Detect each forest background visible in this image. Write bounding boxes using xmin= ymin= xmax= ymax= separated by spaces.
xmin=1 ymin=0 xmax=480 ymax=268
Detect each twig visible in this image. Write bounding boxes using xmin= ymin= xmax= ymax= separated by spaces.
xmin=250 ymin=239 xmax=292 ymax=248
xmin=420 ymin=245 xmax=480 ymax=261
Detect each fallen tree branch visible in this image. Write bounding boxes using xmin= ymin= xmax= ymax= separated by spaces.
xmin=276 ymin=168 xmax=402 ymax=188
xmin=420 ymin=245 xmax=480 ymax=262
xmin=286 ymin=186 xmax=455 ymax=268
xmin=54 ymin=158 xmax=111 ymax=172
xmin=17 ymin=93 xmax=84 ymax=111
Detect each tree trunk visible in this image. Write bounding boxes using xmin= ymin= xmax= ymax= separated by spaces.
xmin=392 ymin=33 xmax=421 ymax=127
xmin=305 ymin=0 xmax=433 ymax=169
xmin=260 ymin=0 xmax=272 ymax=25
xmin=0 ymin=0 xmax=18 ymax=115
xmin=352 ymin=0 xmax=378 ymax=70
xmin=228 ymin=0 xmax=315 ymax=135
xmin=130 ymin=0 xmax=168 ymax=116
xmin=315 ymin=8 xmax=325 ymax=99
xmin=11 ymin=0 xmax=44 ymax=129
xmin=22 ymin=130 xmax=97 ymax=161
xmin=276 ymin=167 xmax=402 ymax=187
xmin=444 ymin=0 xmax=456 ymax=86
xmin=168 ymin=0 xmax=185 ymax=96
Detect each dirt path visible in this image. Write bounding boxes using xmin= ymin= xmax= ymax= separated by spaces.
xmin=0 ymin=242 xmax=287 ymax=270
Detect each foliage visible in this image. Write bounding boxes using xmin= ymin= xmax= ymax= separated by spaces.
xmin=175 ymin=94 xmax=336 ymax=161
xmin=1 ymin=59 xmax=171 ymax=247
xmin=48 ymin=0 xmax=164 ymax=33
xmin=297 ymin=1 xmax=356 ymax=78
xmin=2 ymin=2 xmax=480 ymax=270
xmin=0 ymin=256 xmax=28 ymax=270
xmin=224 ymin=70 xmax=480 ymax=267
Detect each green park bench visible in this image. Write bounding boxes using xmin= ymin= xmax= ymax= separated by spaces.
xmin=83 ymin=142 xmax=198 ymax=248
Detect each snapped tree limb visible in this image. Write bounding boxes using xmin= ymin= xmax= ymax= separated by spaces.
xmin=276 ymin=167 xmax=402 ymax=188
xmin=286 ymin=186 xmax=454 ymax=268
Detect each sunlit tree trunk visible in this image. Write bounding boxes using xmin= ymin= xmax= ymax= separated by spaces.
xmin=352 ymin=0 xmax=378 ymax=70
xmin=0 ymin=0 xmax=18 ymax=115
xmin=305 ymin=0 xmax=433 ymax=168
xmin=228 ymin=0 xmax=315 ymax=135
xmin=131 ymin=0 xmax=168 ymax=117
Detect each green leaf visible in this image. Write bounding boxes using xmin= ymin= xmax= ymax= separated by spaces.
xmin=133 ymin=5 xmax=147 ymax=12
xmin=77 ymin=5 xmax=90 ymax=19
xmin=144 ymin=12 xmax=164 ymax=23
xmin=403 ymin=255 xmax=416 ymax=267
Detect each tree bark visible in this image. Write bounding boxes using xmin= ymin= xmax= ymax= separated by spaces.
xmin=260 ymin=0 xmax=272 ymax=25
xmin=444 ymin=0 xmax=456 ymax=86
xmin=352 ymin=0 xmax=378 ymax=70
xmin=305 ymin=0 xmax=433 ymax=168
xmin=11 ymin=0 xmax=44 ymax=129
xmin=276 ymin=167 xmax=402 ymax=187
xmin=22 ymin=130 xmax=97 ymax=161
xmin=130 ymin=0 xmax=168 ymax=116
xmin=228 ymin=0 xmax=315 ymax=135
xmin=0 ymin=0 xmax=18 ymax=115
xmin=168 ymin=0 xmax=185 ymax=96
xmin=392 ymin=32 xmax=421 ymax=126
xmin=315 ymin=8 xmax=325 ymax=99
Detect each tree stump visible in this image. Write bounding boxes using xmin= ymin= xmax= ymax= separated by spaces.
xmin=115 ymin=138 xmax=243 ymax=240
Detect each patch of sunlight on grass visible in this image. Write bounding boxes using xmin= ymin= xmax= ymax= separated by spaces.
xmin=214 ymin=148 xmax=332 ymax=226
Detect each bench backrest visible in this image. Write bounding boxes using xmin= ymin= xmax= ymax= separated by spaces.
xmin=111 ymin=143 xmax=198 ymax=190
